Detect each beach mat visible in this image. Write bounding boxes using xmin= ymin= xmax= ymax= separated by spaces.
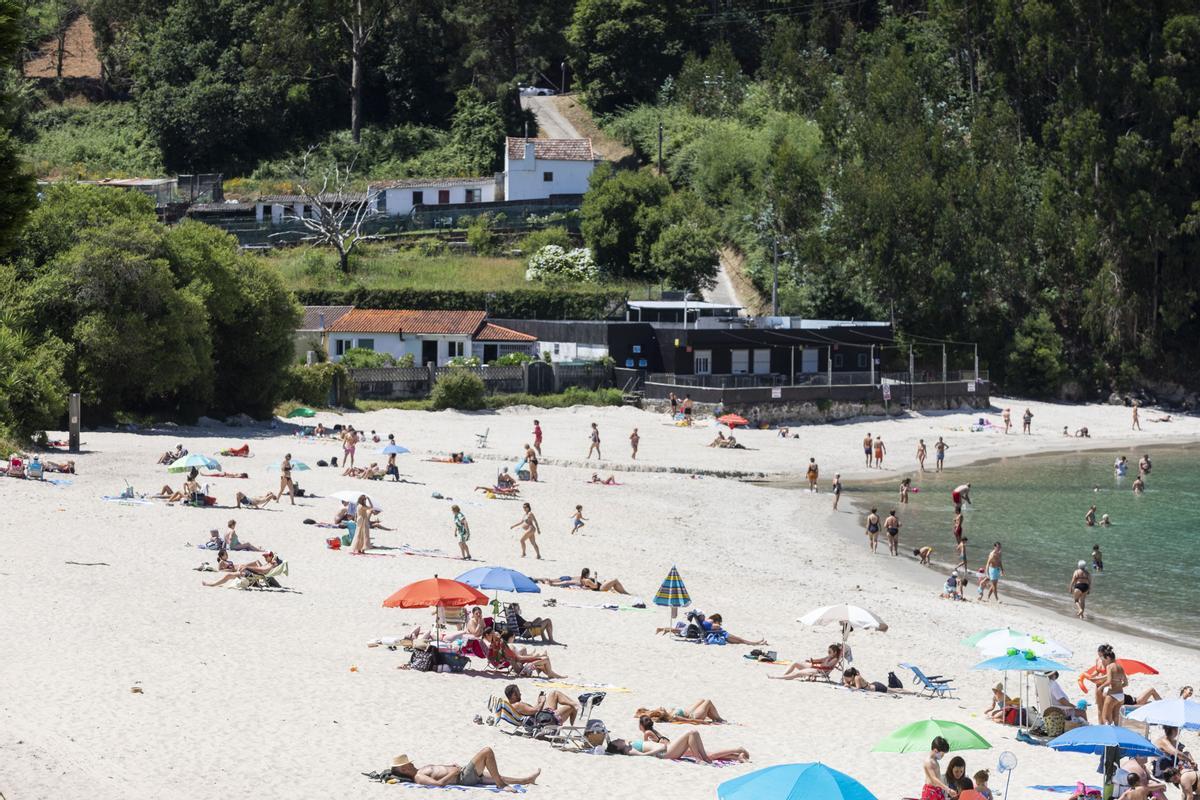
xmin=534 ymin=681 xmax=630 ymax=694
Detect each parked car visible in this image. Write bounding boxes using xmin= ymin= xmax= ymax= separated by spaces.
xmin=519 ymin=86 xmax=556 ymax=97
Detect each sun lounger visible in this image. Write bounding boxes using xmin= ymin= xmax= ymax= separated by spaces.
xmin=898 ymin=662 xmax=955 ymax=698
xmin=547 ymin=693 xmax=606 ymax=751
xmin=500 ymin=604 xmax=545 ymax=642
xmin=475 ymin=428 xmax=489 ymax=448
xmin=236 ymin=561 xmax=289 ymax=590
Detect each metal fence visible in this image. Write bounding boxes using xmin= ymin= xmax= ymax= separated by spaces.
xmin=347 ymin=362 xmax=611 ymax=400
xmin=646 ymin=370 xmax=989 ymax=389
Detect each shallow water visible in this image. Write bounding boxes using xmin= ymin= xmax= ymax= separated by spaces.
xmin=850 ymin=443 xmax=1200 ymax=644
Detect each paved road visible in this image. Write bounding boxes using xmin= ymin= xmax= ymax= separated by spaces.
xmin=703 ymin=250 xmax=746 ymax=312
xmin=520 ymin=95 xmax=581 ymax=140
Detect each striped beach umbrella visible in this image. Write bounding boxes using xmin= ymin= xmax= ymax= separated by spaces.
xmin=654 ymin=566 xmax=690 ymax=622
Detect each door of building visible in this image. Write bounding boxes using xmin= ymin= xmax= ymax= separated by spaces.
xmin=421 ymin=340 xmax=439 ymax=366
xmin=693 ymin=350 xmax=712 ymax=374
xmin=801 ymin=348 xmax=819 ymax=373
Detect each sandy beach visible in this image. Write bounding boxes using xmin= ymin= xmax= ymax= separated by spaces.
xmin=1 ymin=397 xmax=1198 ymax=799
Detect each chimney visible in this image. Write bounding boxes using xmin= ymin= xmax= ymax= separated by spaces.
xmin=524 ymin=140 xmax=536 ymax=161
xmin=319 ymin=310 xmax=326 ymax=331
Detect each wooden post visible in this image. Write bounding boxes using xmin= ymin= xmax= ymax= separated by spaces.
xmin=68 ymin=393 xmax=81 ymax=453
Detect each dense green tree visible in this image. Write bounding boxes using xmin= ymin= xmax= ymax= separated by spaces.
xmin=650 ymin=191 xmax=720 ymax=293
xmin=0 ymin=0 xmax=35 ymax=255
xmin=579 ymin=165 xmax=670 ymax=279
xmin=0 ymin=314 xmax=70 ymax=438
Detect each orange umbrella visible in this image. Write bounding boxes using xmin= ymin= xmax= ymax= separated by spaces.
xmin=383 ymin=576 xmax=488 ymax=609
xmin=1118 ymin=659 xmax=1158 ymax=676
xmin=717 ymin=413 xmax=749 ymax=429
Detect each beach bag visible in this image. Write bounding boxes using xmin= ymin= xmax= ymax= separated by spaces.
xmin=326 ymin=537 xmax=341 ymax=550
xmin=439 ymin=652 xmax=469 ymax=674
xmin=683 ymin=622 xmax=703 ymax=640
xmin=317 ymin=460 xmax=329 ymax=467
xmin=887 ymin=671 xmax=903 ymax=689
xmin=704 ymin=631 xmax=729 ymax=646
xmin=340 ymin=533 xmax=353 ymax=547
xmin=1042 ymin=707 xmax=1066 ymax=737
xmin=524 ymin=710 xmax=558 ymax=735
xmin=408 ymin=649 xmax=436 ymax=672
xmin=331 ymin=456 xmax=339 ymax=467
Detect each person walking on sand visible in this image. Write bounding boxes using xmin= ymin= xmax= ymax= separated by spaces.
xmin=831 ymin=473 xmax=843 ymax=509
xmin=1070 ymin=559 xmax=1091 ymax=619
xmin=884 ymin=510 xmax=901 ymax=555
xmin=570 ymin=505 xmax=587 ymax=534
xmin=279 ymin=452 xmax=296 ymax=505
xmin=532 ymin=420 xmax=543 ymax=456
xmin=523 ymin=443 xmax=539 ymax=482
xmin=984 ymin=542 xmax=1004 ymax=602
xmin=863 ymin=432 xmax=874 ymax=467
xmin=952 ymin=483 xmax=971 ymax=513
xmin=1002 ymin=407 xmax=1011 ymax=434
xmin=874 ymin=435 xmax=887 ymax=468
xmin=917 ymin=439 xmax=928 ymax=471
xmin=629 ymin=428 xmax=640 ymax=460
xmin=511 ymin=502 xmax=542 ymax=559
xmin=1022 ymin=407 xmax=1033 ymax=434
xmin=1085 ymin=504 xmax=1097 ymax=527
xmin=1132 ymin=400 xmax=1141 ymax=431
xmin=587 ymin=423 xmax=601 ymax=460
xmin=806 ymin=458 xmax=819 ymax=492
xmin=451 ymin=505 xmax=472 ymax=560
xmin=865 ymin=508 xmax=881 ymax=553
xmin=900 ymin=477 xmax=911 ymax=505
xmin=934 ymin=437 xmax=949 ymax=472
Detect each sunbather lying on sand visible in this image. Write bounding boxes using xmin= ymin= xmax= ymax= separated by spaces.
xmin=44 ymin=460 xmax=75 ymax=473
xmin=475 ymin=484 xmax=520 ymax=496
xmin=705 ymin=613 xmax=767 ymax=645
xmin=205 ymin=471 xmax=249 ymax=479
xmin=427 ymin=452 xmax=471 ymax=464
xmin=709 ymin=431 xmax=728 ymax=447
xmin=202 ymin=552 xmax=281 ymax=587
xmin=769 ymin=643 xmax=843 ymax=680
xmin=841 ymin=667 xmax=890 ymax=693
xmin=387 ymin=749 xmax=538 ymax=793
xmin=635 ymin=699 xmax=725 ymax=723
xmin=236 ymin=490 xmax=279 ymax=508
xmin=536 ymin=568 xmax=629 ymax=594
xmin=588 ymin=474 xmax=619 ymax=485
xmin=157 ymin=480 xmax=200 ymax=502
xmin=617 ymin=721 xmax=749 ymax=762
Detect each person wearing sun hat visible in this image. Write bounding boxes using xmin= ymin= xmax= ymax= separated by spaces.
xmin=387 ymin=748 xmax=540 ymax=792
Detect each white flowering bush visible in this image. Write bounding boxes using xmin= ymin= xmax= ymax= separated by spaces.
xmin=525 ymin=245 xmax=599 ymax=284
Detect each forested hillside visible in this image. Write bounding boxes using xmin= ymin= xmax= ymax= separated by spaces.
xmin=8 ymin=0 xmax=1200 ymax=400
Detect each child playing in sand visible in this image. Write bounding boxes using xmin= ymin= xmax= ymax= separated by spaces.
xmin=913 ymin=546 xmax=933 ymax=565
xmin=451 ymin=505 xmax=471 ymax=560
xmin=570 ymin=505 xmax=587 ymax=534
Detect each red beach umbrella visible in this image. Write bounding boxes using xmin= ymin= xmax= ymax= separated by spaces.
xmin=717 ymin=413 xmax=749 ymax=429
xmin=1117 ymin=659 xmax=1158 ymax=676
xmin=383 ymin=576 xmax=488 ymax=609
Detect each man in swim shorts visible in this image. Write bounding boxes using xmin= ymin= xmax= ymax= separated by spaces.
xmin=863 ymin=433 xmax=873 ymax=467
xmin=389 ymin=749 xmax=538 ymax=792
xmin=951 ymin=483 xmax=971 ymax=512
xmin=984 ymin=542 xmax=1003 ymax=602
xmin=934 ymin=437 xmax=948 ymax=472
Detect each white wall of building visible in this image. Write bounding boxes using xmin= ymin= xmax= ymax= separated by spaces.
xmin=504 ymin=144 xmax=595 ymax=201
xmin=328 ymin=333 xmax=474 ymax=366
xmin=535 ymin=340 xmax=609 ymax=361
xmin=375 ymin=182 xmax=495 ymax=217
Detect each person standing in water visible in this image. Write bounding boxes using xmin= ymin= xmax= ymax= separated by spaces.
xmin=1085 ymin=505 xmax=1097 ymax=527
xmin=934 ymin=437 xmax=949 ymax=472
xmin=952 ymin=510 xmax=964 ymax=544
xmin=1115 ymin=456 xmax=1128 ymax=476
xmin=884 ymin=510 xmax=901 ymax=556
xmin=1092 ymin=544 xmax=1104 ymax=572
xmin=863 ymin=432 xmax=874 ymax=468
xmin=984 ymin=542 xmax=1004 ymax=602
xmin=900 ymin=477 xmax=911 ymax=505
xmin=873 ymin=435 xmax=887 ymax=468
xmin=952 ymin=483 xmax=972 ymax=513
xmin=831 ymin=473 xmax=843 ymax=509
xmin=956 ymin=537 xmax=968 ymax=573
xmin=511 ymin=502 xmax=542 ymax=559
xmin=1138 ymin=454 xmax=1152 ymax=475
xmin=1070 ymin=560 xmax=1091 ymax=619
xmin=1132 ymin=400 xmax=1141 ymax=431
xmin=865 ymin=508 xmax=881 ymax=553
xmin=916 ymin=439 xmax=928 ymax=471
xmin=1133 ymin=475 xmax=1145 ymax=494
xmin=806 ymin=458 xmax=820 ymax=492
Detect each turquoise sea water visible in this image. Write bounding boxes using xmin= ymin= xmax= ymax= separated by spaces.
xmin=851 ymin=444 xmax=1200 ymax=644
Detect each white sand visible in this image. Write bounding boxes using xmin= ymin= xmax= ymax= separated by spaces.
xmin=1 ymin=397 xmax=1197 ymax=799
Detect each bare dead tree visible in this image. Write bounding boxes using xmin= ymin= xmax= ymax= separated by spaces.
xmin=275 ymin=153 xmax=381 ymax=274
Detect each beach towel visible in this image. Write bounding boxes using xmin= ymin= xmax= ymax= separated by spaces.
xmin=554 ymin=601 xmax=648 ymax=611
xmin=677 ymin=756 xmax=739 ymax=767
xmin=101 ymin=495 xmax=152 ymax=506
xmin=396 ymin=784 xmax=527 ymax=793
xmin=1028 ymin=787 xmax=1100 ymax=796
xmin=47 ymin=479 xmax=73 ymax=486
xmin=534 ymin=681 xmax=630 ymax=694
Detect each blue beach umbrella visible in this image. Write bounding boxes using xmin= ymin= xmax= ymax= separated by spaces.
xmin=1048 ymin=725 xmax=1163 ymax=758
xmin=972 ymin=653 xmax=1070 ymax=673
xmin=1127 ymin=698 xmax=1200 ymax=730
xmin=380 ymin=444 xmax=411 ymax=455
xmin=167 ymin=453 xmax=220 ymax=473
xmin=455 ymin=566 xmax=540 ymax=595
xmin=718 ymin=762 xmax=878 ymax=800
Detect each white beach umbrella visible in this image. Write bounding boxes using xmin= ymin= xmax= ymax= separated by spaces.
xmin=975 ymin=630 xmax=1072 ymax=660
xmin=798 ymin=604 xmax=888 ymax=640
xmin=330 ymin=489 xmax=382 ymax=509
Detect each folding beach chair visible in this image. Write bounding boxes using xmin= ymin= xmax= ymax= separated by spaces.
xmin=548 ymin=693 xmax=607 ymax=751
xmin=236 ymin=561 xmax=289 ymax=590
xmin=475 ymin=428 xmax=489 ymax=448
xmin=898 ymin=662 xmax=956 ymax=698
xmin=501 ymin=603 xmax=546 ymax=642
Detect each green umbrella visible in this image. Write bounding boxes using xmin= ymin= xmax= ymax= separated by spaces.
xmin=287 ymin=407 xmax=316 ymax=418
xmin=960 ymin=627 xmax=1025 ymax=647
xmin=873 ymin=720 xmax=991 ymax=753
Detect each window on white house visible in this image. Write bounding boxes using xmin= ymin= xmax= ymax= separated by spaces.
xmin=857 ymin=353 xmax=868 ymax=368
xmin=438 ymin=189 xmax=450 ymax=203
xmin=379 ymin=192 xmax=388 ymax=213
xmin=465 ymin=189 xmax=479 ymax=202
xmin=693 ymin=350 xmax=712 ymax=374
xmin=730 ymin=349 xmax=750 ymax=374
xmin=752 ymin=349 xmax=771 ymax=374
xmin=553 ymin=343 xmax=560 ymax=354
xmin=543 ymin=171 xmax=553 ymax=182
xmin=335 ymin=339 xmax=348 ymax=356
xmin=448 ymin=341 xmax=465 ymax=357
xmin=413 ymin=190 xmax=424 ymax=205
xmin=833 ymin=353 xmax=844 ymax=368
xmin=356 ymin=339 xmax=375 ymax=351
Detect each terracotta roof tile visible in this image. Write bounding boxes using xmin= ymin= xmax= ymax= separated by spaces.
xmin=370 ymin=177 xmax=492 ymax=190
xmin=327 ymin=309 xmax=488 ymax=335
xmin=299 ymin=305 xmax=354 ymax=330
xmin=506 ymin=137 xmax=595 ymax=162
xmin=474 ymin=322 xmax=537 ymax=342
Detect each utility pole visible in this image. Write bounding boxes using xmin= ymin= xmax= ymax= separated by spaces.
xmin=771 ymin=239 xmax=779 ymax=317
xmin=942 ymin=343 xmax=948 ymax=408
xmin=869 ymin=344 xmax=875 ymax=386
xmin=561 ymin=61 xmax=566 ymax=93
xmin=973 ymin=343 xmax=979 ymax=382
xmin=657 ymin=123 xmax=664 ymax=176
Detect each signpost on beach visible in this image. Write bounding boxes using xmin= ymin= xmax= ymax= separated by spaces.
xmin=68 ymin=393 xmax=80 ymax=453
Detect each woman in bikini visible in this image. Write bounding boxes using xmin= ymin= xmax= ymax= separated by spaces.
xmin=279 ymin=453 xmax=296 ymax=506
xmin=626 ymin=719 xmax=750 ymax=762
xmin=483 ymin=629 xmax=563 ymax=679
xmin=536 ymin=568 xmax=628 ymax=593
xmin=510 ymin=503 xmax=542 ymax=559
xmin=916 ymin=439 xmax=927 ymax=471
xmin=524 ymin=444 xmax=539 ymax=482
xmin=203 ymin=552 xmax=282 ymax=587
xmin=770 ymin=643 xmax=843 ymax=680
xmin=342 ymin=427 xmax=357 ymax=468
xmin=236 ymin=490 xmax=279 ymax=508
xmin=635 ymin=699 xmax=725 ymax=724
xmin=865 ymin=508 xmax=881 ymax=553
xmin=1069 ymin=560 xmax=1091 ymax=619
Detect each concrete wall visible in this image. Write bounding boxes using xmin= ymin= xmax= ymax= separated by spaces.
xmin=505 ymin=154 xmax=595 ymax=201
xmin=328 ymin=333 xmax=473 ymax=366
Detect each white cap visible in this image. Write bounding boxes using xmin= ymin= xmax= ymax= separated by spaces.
xmin=1078 ymin=560 xmax=1087 ymax=568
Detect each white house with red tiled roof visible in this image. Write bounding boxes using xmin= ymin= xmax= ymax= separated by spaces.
xmin=322 ymin=308 xmax=536 ymax=366
xmin=503 ymin=137 xmax=598 ymax=202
